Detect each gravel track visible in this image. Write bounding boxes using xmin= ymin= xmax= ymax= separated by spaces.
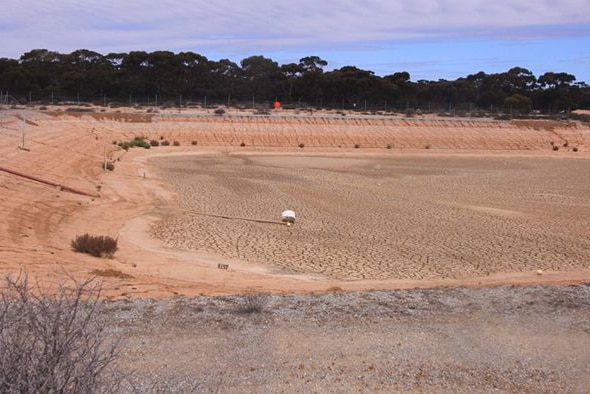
xmin=108 ymin=284 xmax=590 ymax=393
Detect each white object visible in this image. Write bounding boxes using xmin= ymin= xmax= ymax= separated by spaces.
xmin=281 ymin=210 xmax=296 ymax=224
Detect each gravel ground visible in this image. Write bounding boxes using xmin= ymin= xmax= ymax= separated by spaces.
xmin=104 ymin=284 xmax=590 ymax=393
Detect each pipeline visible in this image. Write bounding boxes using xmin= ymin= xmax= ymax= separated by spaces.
xmin=0 ymin=165 xmax=99 ymax=198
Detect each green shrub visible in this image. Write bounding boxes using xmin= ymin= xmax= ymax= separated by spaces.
xmin=71 ymin=234 xmax=118 ymax=258
xmin=131 ymin=139 xmax=150 ymax=149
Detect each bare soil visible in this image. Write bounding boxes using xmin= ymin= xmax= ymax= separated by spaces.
xmin=1 ymin=106 xmax=590 ymax=391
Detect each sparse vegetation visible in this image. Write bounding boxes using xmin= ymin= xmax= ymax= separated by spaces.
xmin=161 ymin=140 xmax=170 ymax=146
xmin=0 ymin=273 xmax=122 ymax=393
xmin=240 ymin=142 xmax=246 ymax=147
xmin=191 ymin=140 xmax=198 ymax=146
xmin=553 ymin=145 xmax=559 ymax=151
xmin=573 ymin=147 xmax=579 ymax=152
xmin=235 ymin=293 xmax=267 ymax=314
xmin=71 ymin=233 xmax=118 ymax=258
xmin=89 ymin=268 xmax=133 ymax=279
xmin=130 ymin=138 xmax=151 ymax=149
xmin=118 ymin=138 xmax=150 ymax=149
xmin=214 ymin=108 xmax=226 ymax=116
xmin=150 ymin=139 xmax=160 ymax=147
xmin=103 ymin=161 xmax=115 ymax=171
xmin=354 ymin=143 xmax=360 ymax=149
xmin=298 ymin=143 xmax=305 ymax=148
xmin=173 ymin=140 xmax=180 ymax=146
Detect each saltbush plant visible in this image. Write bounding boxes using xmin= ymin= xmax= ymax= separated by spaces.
xmin=71 ymin=234 xmax=118 ymax=258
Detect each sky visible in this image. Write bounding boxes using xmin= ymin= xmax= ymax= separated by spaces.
xmin=2 ymin=0 xmax=590 ymax=83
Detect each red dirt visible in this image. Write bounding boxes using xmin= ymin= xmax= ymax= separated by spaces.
xmin=1 ymin=106 xmax=589 ymax=298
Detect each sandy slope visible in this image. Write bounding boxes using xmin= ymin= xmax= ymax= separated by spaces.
xmin=1 ymin=106 xmax=590 ymax=298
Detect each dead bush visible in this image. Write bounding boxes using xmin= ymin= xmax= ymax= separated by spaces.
xmin=71 ymin=233 xmax=118 ymax=258
xmin=0 ymin=273 xmax=122 ymax=393
xmin=235 ymin=293 xmax=268 ymax=314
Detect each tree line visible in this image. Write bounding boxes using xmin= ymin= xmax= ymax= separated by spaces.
xmin=1 ymin=49 xmax=588 ymax=114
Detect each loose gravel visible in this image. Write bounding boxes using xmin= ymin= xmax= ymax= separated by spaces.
xmin=104 ymin=284 xmax=590 ymax=393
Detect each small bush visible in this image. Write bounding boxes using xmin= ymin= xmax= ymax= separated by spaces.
xmin=130 ymin=139 xmax=150 ymax=149
xmin=214 ymin=108 xmax=226 ymax=116
xmin=354 ymin=144 xmax=360 ymax=149
xmin=150 ymin=139 xmax=160 ymax=147
xmin=71 ymin=234 xmax=118 ymax=258
xmin=425 ymin=144 xmax=431 ymax=149
xmin=235 ymin=293 xmax=267 ymax=314
xmin=298 ymin=143 xmax=305 ymax=148
xmin=161 ymin=140 xmax=170 ymax=146
xmin=103 ymin=162 xmax=115 ymax=171
xmin=552 ymin=145 xmax=559 ymax=151
xmin=240 ymin=142 xmax=246 ymax=147
xmin=191 ymin=140 xmax=198 ymax=146
xmin=386 ymin=144 xmax=392 ymax=149
xmin=573 ymin=147 xmax=579 ymax=152
xmin=173 ymin=140 xmax=180 ymax=146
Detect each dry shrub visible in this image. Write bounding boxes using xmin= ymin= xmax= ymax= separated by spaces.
xmin=71 ymin=234 xmax=118 ymax=258
xmin=0 ymin=273 xmax=122 ymax=393
xmin=235 ymin=293 xmax=268 ymax=314
xmin=89 ymin=269 xmax=133 ymax=279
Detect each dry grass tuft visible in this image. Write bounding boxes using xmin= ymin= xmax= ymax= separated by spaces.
xmin=89 ymin=269 xmax=133 ymax=279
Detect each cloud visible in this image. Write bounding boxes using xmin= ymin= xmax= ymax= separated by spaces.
xmin=5 ymin=0 xmax=589 ymax=45
xmin=1 ymin=0 xmax=589 ymax=81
